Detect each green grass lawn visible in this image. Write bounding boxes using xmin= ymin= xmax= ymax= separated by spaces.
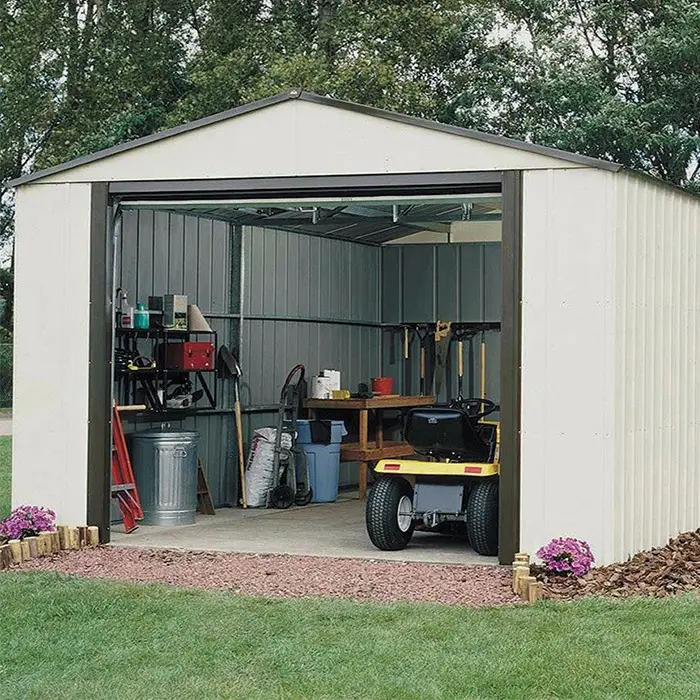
xmin=1 ymin=573 xmax=700 ymax=700
xmin=0 ymin=435 xmax=10 ymax=519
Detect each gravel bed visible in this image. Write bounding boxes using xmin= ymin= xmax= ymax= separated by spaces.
xmin=19 ymin=546 xmax=518 ymax=607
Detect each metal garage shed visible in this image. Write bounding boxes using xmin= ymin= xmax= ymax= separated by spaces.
xmin=9 ymin=89 xmax=700 ymax=566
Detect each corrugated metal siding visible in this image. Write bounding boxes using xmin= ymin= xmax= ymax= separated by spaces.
xmin=613 ymin=173 xmax=700 ymax=562
xmin=520 ymin=168 xmax=616 ymax=564
xmin=240 ymin=226 xmax=382 ymax=487
xmin=117 ymin=211 xmax=236 ymax=506
xmin=381 ymin=243 xmax=501 ymax=405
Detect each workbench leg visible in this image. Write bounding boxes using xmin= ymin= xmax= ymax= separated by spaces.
xmin=375 ymin=409 xmax=384 ymax=449
xmin=359 ymin=462 xmax=368 ymax=500
xmin=359 ymin=409 xmax=369 ymax=500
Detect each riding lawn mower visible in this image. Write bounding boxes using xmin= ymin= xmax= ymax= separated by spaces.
xmin=365 ymin=397 xmax=500 ymax=557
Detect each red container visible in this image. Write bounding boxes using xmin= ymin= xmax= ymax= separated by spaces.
xmin=164 ymin=342 xmax=215 ymax=371
xmin=371 ymin=377 xmax=394 ymax=395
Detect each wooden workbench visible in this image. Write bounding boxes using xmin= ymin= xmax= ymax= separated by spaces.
xmin=303 ymin=395 xmax=436 ymax=499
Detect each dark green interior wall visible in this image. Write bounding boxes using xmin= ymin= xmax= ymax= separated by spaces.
xmin=381 ymin=243 xmax=502 ymax=405
xmin=116 ymin=210 xmax=236 ymax=507
xmin=239 ymin=226 xmax=382 ymax=488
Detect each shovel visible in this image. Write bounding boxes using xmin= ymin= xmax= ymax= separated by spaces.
xmin=218 ymin=345 xmax=247 ymax=508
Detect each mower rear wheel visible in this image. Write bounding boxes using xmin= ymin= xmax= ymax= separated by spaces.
xmin=366 ymin=476 xmax=415 ymax=551
xmin=466 ymin=478 xmax=499 ymax=556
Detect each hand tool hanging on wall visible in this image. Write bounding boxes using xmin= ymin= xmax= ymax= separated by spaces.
xmin=218 ymin=345 xmax=248 ymax=508
xmin=468 ymin=333 xmax=476 ymax=397
xmin=480 ymin=330 xmax=487 ymax=400
xmin=454 ymin=331 xmax=465 ymax=403
xmin=415 ymin=325 xmax=431 ymax=396
xmin=432 ymin=320 xmax=452 ymax=398
xmin=403 ymin=326 xmax=413 ymax=396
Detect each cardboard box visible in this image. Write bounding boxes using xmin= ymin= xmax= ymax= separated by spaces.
xmin=164 ymin=294 xmax=188 ymax=330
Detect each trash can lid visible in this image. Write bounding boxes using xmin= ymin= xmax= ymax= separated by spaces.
xmin=132 ymin=429 xmax=200 ymax=440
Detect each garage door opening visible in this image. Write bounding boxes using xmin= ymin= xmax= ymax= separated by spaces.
xmin=106 ymin=183 xmax=519 ymax=565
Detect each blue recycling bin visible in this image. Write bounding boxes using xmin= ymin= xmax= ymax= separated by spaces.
xmin=296 ymin=420 xmax=347 ymax=503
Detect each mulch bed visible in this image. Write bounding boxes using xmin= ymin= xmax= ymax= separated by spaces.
xmin=17 ymin=546 xmax=520 ymax=607
xmin=537 ymin=529 xmax=700 ymax=600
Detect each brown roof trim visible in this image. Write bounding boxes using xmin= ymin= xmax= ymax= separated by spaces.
xmin=9 ymin=88 xmax=623 ymax=187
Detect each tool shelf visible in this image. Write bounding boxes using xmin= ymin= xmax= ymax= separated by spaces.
xmin=115 ymin=327 xmax=218 ymax=412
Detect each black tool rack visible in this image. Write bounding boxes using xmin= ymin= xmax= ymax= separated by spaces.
xmin=115 ymin=327 xmax=218 ymax=412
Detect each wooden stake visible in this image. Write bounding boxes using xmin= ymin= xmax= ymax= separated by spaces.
xmin=57 ymin=525 xmax=70 ymax=550
xmin=528 ymin=581 xmax=544 ymax=603
xmin=521 ymin=576 xmax=537 ymax=599
xmin=26 ymin=536 xmax=38 ymax=559
xmin=78 ymin=526 xmax=89 ymax=547
xmin=68 ymin=527 xmax=80 ymax=550
xmin=38 ymin=532 xmax=53 ymax=556
xmin=514 ymin=553 xmax=530 ymax=565
xmin=513 ymin=564 xmax=530 ymax=594
xmin=8 ymin=540 xmax=22 ymax=565
xmin=87 ymin=526 xmax=100 ymax=546
xmin=20 ymin=539 xmax=31 ymax=561
xmin=51 ymin=532 xmax=61 ymax=553
xmin=0 ymin=544 xmax=10 ymax=570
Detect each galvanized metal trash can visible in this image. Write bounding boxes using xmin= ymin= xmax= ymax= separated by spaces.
xmin=131 ymin=430 xmax=200 ymax=526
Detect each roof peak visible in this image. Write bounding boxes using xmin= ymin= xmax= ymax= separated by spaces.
xmin=8 ymin=89 xmax=621 ymax=187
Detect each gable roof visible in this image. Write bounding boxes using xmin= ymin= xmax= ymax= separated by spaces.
xmin=9 ymin=89 xmax=622 ymax=187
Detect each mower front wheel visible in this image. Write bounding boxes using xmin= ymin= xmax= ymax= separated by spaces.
xmin=366 ymin=476 xmax=415 ymax=551
xmin=466 ymin=478 xmax=499 ymax=556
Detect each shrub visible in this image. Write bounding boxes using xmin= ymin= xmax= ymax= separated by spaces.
xmin=0 ymin=505 xmax=56 ymax=542
xmin=536 ymin=537 xmax=595 ymax=577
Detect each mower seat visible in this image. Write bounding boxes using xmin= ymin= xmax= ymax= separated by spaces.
xmin=404 ymin=408 xmax=491 ymax=463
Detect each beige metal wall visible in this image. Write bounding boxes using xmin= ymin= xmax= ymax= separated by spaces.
xmin=520 ymin=168 xmax=617 ymax=564
xmin=13 ymin=183 xmax=94 ymax=523
xmin=612 ymin=172 xmax=700 ymax=562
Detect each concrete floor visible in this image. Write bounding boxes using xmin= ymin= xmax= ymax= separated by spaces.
xmin=111 ymin=492 xmax=497 ymax=566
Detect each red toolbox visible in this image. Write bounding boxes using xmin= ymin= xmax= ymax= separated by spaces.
xmin=164 ymin=342 xmax=215 ymax=371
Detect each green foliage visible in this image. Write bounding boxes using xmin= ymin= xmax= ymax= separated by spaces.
xmin=3 ymin=0 xmax=700 ymax=249
xmin=2 ymin=572 xmax=700 ymax=698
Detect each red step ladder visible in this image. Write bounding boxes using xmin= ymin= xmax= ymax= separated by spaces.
xmin=111 ymin=404 xmax=143 ymax=533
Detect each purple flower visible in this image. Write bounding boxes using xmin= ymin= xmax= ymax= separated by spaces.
xmin=536 ymin=537 xmax=595 ymax=577
xmin=0 ymin=505 xmax=56 ymax=541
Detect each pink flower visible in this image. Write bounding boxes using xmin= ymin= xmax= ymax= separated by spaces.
xmin=536 ymin=537 xmax=595 ymax=577
xmin=0 ymin=505 xmax=56 ymax=541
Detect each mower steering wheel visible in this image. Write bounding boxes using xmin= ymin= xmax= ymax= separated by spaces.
xmin=451 ymin=397 xmax=498 ymax=420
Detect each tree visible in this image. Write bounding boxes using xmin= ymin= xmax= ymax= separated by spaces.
xmin=0 ymin=0 xmax=196 ymax=251
xmin=477 ymin=0 xmax=700 ymax=189
xmin=172 ymin=0 xmax=504 ymax=124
